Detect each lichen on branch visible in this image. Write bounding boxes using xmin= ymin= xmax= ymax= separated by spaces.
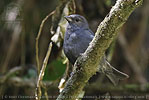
xmin=57 ymin=0 xmax=143 ymax=100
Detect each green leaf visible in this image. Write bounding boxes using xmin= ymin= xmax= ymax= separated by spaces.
xmin=43 ymin=60 xmax=66 ymax=81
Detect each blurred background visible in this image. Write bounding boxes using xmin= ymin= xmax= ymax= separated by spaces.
xmin=0 ymin=0 xmax=149 ymax=100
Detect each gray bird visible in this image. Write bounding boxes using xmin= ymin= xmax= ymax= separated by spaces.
xmin=63 ymin=14 xmax=128 ymax=85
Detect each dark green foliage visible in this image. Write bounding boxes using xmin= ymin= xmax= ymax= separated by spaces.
xmin=43 ymin=60 xmax=66 ymax=81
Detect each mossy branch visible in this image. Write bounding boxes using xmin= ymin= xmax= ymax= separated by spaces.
xmin=57 ymin=0 xmax=143 ymax=100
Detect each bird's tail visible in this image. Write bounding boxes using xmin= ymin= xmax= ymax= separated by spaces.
xmin=99 ymin=59 xmax=129 ymax=86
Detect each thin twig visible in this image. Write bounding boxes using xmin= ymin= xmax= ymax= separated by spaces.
xmin=118 ymin=34 xmax=147 ymax=84
xmin=0 ymin=76 xmax=54 ymax=88
xmin=36 ymin=11 xmax=55 ymax=74
xmin=0 ymin=67 xmax=23 ymax=84
xmin=44 ymin=88 xmax=49 ymax=100
xmin=36 ymin=42 xmax=53 ymax=100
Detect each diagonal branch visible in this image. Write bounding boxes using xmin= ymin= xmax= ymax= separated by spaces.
xmin=57 ymin=0 xmax=143 ymax=100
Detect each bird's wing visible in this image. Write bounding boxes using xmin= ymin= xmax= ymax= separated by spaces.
xmin=74 ymin=29 xmax=94 ymax=56
xmin=63 ymin=29 xmax=94 ymax=65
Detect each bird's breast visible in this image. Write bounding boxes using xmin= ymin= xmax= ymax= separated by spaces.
xmin=69 ymin=33 xmax=77 ymax=42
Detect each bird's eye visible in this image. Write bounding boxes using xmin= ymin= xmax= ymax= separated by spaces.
xmin=75 ymin=19 xmax=80 ymax=22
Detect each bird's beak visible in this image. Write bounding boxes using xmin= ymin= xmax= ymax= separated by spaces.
xmin=64 ymin=16 xmax=72 ymax=23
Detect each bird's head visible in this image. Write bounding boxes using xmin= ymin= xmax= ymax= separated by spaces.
xmin=64 ymin=14 xmax=89 ymax=29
